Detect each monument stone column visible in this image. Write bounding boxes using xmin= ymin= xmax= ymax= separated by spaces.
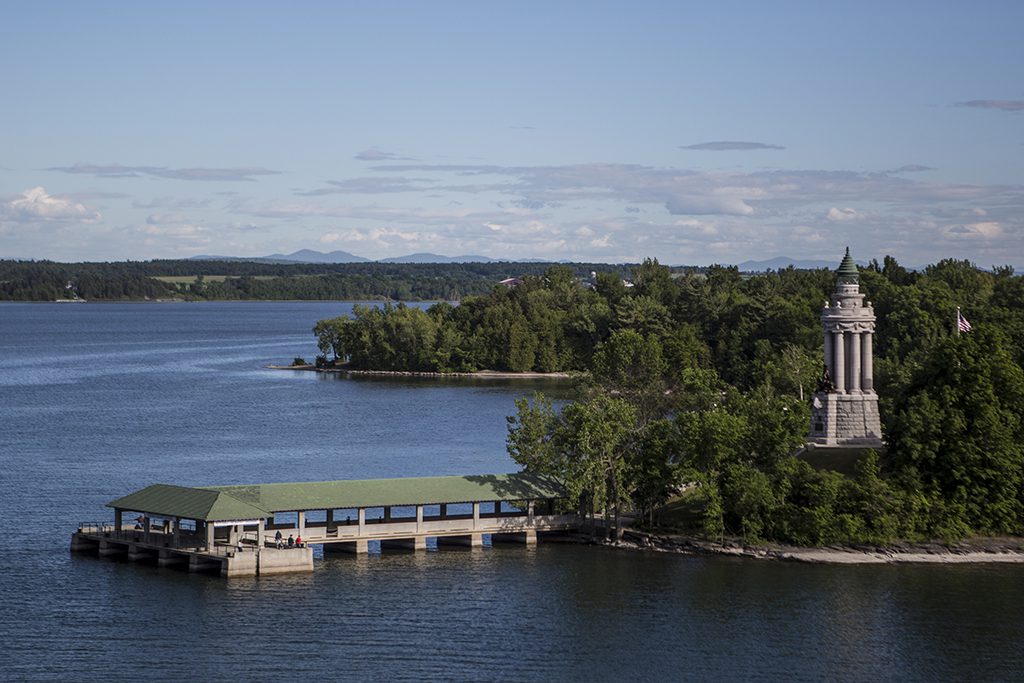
xmin=807 ymin=248 xmax=883 ymax=448
xmin=833 ymin=331 xmax=845 ymax=393
xmin=862 ymin=332 xmax=874 ymax=391
xmin=849 ymin=330 xmax=861 ymax=393
xmin=823 ymin=327 xmax=834 ymax=378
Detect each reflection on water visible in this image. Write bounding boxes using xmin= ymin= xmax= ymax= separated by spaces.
xmin=2 ymin=302 xmax=1022 ymax=682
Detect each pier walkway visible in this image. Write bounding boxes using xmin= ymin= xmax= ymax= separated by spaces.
xmin=71 ymin=473 xmax=577 ymax=577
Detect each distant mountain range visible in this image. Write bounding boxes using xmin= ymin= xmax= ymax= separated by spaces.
xmin=189 ymin=249 xmax=369 ymax=263
xmin=736 ymin=256 xmax=870 ymax=272
xmin=265 ymin=249 xmax=369 ymax=263
xmin=380 ymin=252 xmax=495 ymax=264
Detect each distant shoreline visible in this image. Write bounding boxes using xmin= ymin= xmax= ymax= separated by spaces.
xmin=0 ymin=298 xmax=401 ymax=304
xmin=618 ymin=530 xmax=1024 ymax=564
xmin=268 ymin=364 xmax=574 ymax=380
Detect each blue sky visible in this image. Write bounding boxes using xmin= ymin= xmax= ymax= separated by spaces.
xmin=2 ymin=2 xmax=1022 ymax=266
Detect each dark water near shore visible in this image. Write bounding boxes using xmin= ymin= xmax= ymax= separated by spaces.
xmin=2 ymin=302 xmax=1022 ymax=682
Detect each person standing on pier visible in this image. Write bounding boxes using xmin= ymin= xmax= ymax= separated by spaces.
xmin=275 ymin=530 xmax=283 ymax=549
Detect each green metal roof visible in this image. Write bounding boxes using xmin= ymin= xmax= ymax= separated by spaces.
xmin=836 ymin=247 xmax=859 ymax=280
xmin=106 ymin=473 xmax=567 ymax=520
xmin=107 ymin=483 xmax=271 ymax=521
xmin=203 ymin=472 xmax=567 ymax=512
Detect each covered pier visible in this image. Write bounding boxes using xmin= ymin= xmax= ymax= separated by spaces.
xmin=71 ymin=472 xmax=576 ymax=577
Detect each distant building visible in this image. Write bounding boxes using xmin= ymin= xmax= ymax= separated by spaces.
xmin=808 ymin=248 xmax=884 ymax=448
xmin=499 ymin=277 xmax=522 ymax=288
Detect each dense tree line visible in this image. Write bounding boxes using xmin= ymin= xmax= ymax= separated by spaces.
xmin=314 ymin=260 xmax=827 ymax=385
xmin=314 ymin=266 xmax=618 ymax=372
xmin=312 ymin=256 xmax=1024 ymax=545
xmin=0 ymin=259 xmax=626 ymax=301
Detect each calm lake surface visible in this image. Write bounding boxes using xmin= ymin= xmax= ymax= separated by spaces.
xmin=1 ymin=302 xmax=1022 ymax=682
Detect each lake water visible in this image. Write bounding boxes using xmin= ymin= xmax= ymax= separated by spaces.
xmin=1 ymin=302 xmax=1022 ymax=682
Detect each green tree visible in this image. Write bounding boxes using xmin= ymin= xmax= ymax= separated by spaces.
xmin=592 ymin=329 xmax=668 ymax=395
xmin=887 ymin=326 xmax=1024 ymax=536
xmin=313 ymin=316 xmax=352 ymax=361
xmin=506 ymin=393 xmax=562 ymax=475
xmin=560 ymin=395 xmax=638 ymax=540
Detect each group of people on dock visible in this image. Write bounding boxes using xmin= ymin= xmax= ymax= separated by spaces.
xmin=273 ymin=529 xmax=303 ymax=549
xmin=232 ymin=530 xmax=306 ymax=552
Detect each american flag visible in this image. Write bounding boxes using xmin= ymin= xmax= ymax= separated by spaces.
xmin=957 ymin=310 xmax=972 ymax=333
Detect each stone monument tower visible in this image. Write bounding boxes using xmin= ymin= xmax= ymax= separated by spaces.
xmin=808 ymin=248 xmax=884 ymax=447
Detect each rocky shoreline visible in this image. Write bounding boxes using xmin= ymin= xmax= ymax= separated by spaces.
xmin=614 ymin=529 xmax=1024 ymax=564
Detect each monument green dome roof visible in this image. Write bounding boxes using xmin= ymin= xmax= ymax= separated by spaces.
xmin=836 ymin=247 xmax=858 ymax=280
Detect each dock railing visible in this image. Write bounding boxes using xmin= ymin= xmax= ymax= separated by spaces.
xmin=77 ymin=522 xmax=210 ymax=551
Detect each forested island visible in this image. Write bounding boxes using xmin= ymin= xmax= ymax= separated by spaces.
xmin=0 ymin=259 xmax=627 ymax=302
xmin=311 ymin=257 xmax=1024 ymax=549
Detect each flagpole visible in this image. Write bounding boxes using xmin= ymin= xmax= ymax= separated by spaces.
xmin=956 ymin=307 xmax=960 ymax=338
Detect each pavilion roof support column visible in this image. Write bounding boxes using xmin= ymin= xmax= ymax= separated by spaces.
xmin=416 ymin=505 xmax=424 ymax=534
xmin=114 ymin=508 xmax=123 ymax=533
xmin=172 ymin=517 xmax=180 ymax=547
xmin=205 ymin=521 xmax=214 ymax=550
xmin=472 ymin=502 xmax=480 ymax=530
xmin=326 ymin=509 xmax=334 ymax=529
xmin=297 ymin=511 xmax=305 ymax=538
xmin=257 ymin=518 xmax=265 ymax=556
xmin=358 ymin=508 xmax=365 ymax=535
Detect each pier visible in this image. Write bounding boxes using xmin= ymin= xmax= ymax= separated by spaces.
xmin=71 ymin=472 xmax=577 ymax=577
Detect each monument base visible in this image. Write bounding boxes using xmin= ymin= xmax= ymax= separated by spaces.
xmin=808 ymin=391 xmax=883 ymax=447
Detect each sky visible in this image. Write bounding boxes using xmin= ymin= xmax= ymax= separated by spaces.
xmin=1 ymin=1 xmax=1022 ymax=267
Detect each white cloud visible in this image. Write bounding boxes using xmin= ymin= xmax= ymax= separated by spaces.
xmin=665 ymin=194 xmax=754 ymax=216
xmin=2 ymin=187 xmax=101 ymax=223
xmin=947 ymin=221 xmax=1002 ymax=239
xmin=146 ymin=213 xmax=188 ymax=225
xmin=826 ymin=207 xmax=860 ymax=222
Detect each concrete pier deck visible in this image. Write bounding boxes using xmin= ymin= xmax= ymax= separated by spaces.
xmin=71 ymin=525 xmax=313 ymax=577
xmin=72 ymin=472 xmax=576 ymax=578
